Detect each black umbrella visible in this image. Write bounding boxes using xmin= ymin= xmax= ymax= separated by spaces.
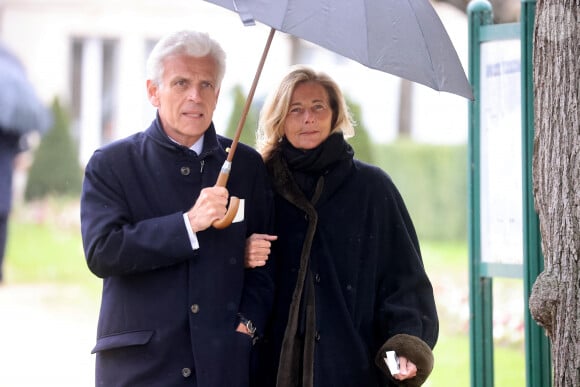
xmin=0 ymin=42 xmax=52 ymax=135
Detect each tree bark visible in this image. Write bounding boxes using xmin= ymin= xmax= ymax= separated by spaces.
xmin=529 ymin=2 xmax=580 ymax=386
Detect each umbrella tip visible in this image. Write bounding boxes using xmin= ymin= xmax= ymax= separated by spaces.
xmin=233 ymin=0 xmax=256 ymax=26
xmin=240 ymin=14 xmax=256 ymax=26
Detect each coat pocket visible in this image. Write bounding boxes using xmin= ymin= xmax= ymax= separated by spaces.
xmin=91 ymin=330 xmax=154 ymax=354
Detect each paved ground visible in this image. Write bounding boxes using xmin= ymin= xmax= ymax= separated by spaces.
xmin=0 ymin=283 xmax=97 ymax=387
xmin=0 ymin=273 xmax=523 ymax=387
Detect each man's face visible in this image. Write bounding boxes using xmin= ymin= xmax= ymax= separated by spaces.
xmin=147 ymin=54 xmax=220 ymax=148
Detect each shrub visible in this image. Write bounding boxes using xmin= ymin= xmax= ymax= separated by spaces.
xmin=345 ymin=96 xmax=374 ymax=164
xmin=25 ymin=98 xmax=83 ymax=201
xmin=374 ymin=141 xmax=468 ymax=241
xmin=224 ymin=84 xmax=260 ymax=148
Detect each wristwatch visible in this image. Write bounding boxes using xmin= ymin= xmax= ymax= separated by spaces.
xmin=237 ymin=314 xmax=256 ymax=338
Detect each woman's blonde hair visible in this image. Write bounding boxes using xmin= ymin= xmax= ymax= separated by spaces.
xmin=256 ymin=65 xmax=355 ymax=161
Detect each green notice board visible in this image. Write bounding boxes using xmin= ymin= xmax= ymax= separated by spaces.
xmin=467 ymin=1 xmax=550 ymax=386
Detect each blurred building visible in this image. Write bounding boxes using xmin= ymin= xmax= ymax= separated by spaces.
xmin=0 ymin=0 xmax=470 ymax=166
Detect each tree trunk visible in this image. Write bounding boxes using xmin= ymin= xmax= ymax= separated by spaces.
xmin=397 ymin=79 xmax=413 ymax=139
xmin=529 ymin=2 xmax=580 ymax=387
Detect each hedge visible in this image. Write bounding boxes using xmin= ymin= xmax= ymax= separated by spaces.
xmin=372 ymin=140 xmax=468 ymax=242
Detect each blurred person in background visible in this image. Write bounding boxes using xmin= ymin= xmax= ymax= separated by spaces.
xmin=245 ymin=66 xmax=438 ymax=387
xmin=80 ymin=30 xmax=274 ymax=386
xmin=0 ymin=42 xmax=50 ymax=284
xmin=0 ymin=130 xmax=26 ymax=283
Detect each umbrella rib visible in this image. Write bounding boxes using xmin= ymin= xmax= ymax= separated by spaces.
xmin=363 ymin=0 xmax=371 ymax=66
xmin=363 ymin=0 xmax=433 ymax=84
xmin=406 ymin=0 xmax=438 ymax=87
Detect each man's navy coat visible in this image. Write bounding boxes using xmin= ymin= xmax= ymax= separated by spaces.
xmin=80 ymin=117 xmax=274 ymax=386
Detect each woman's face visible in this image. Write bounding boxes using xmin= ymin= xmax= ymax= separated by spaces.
xmin=283 ymin=81 xmax=332 ymax=150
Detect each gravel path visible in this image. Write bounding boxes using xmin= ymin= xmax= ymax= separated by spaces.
xmin=0 ymin=283 xmax=97 ymax=387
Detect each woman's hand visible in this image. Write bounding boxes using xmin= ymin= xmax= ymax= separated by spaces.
xmin=392 ymin=356 xmax=417 ymax=381
xmin=244 ymin=233 xmax=278 ymax=268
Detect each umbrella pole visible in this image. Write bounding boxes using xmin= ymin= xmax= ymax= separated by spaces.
xmin=212 ymin=27 xmax=276 ymax=229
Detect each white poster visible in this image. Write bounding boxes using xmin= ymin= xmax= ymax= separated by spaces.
xmin=479 ymin=39 xmax=523 ymax=264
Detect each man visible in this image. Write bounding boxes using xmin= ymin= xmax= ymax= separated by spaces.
xmin=80 ymin=30 xmax=274 ymax=386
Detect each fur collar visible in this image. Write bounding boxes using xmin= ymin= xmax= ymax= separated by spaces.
xmin=267 ymin=149 xmax=320 ymax=387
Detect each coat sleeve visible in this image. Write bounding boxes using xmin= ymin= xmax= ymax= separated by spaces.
xmin=236 ymin=150 xmax=276 ymax=335
xmin=80 ymin=149 xmax=194 ymax=278
xmin=373 ymin=174 xmax=439 ymax=384
xmin=374 ymin=334 xmax=434 ymax=386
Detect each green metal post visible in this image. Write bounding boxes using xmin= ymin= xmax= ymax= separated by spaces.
xmin=520 ymin=1 xmax=552 ymax=386
xmin=467 ymin=1 xmax=494 ymax=386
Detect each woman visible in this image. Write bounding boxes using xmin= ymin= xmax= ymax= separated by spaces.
xmin=247 ymin=66 xmax=439 ymax=387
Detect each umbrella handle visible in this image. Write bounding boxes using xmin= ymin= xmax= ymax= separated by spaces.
xmin=212 ymin=161 xmax=240 ymax=229
xmin=212 ymin=196 xmax=240 ymax=229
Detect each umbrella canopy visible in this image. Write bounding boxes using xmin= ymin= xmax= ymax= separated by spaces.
xmin=0 ymin=43 xmax=52 ymax=135
xmin=203 ymin=0 xmax=474 ymax=228
xmin=204 ymin=0 xmax=473 ymax=99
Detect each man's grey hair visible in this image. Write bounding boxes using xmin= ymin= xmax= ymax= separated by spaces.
xmin=146 ymin=30 xmax=226 ymax=88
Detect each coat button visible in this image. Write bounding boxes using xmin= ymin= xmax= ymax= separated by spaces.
xmin=315 ymin=331 xmax=321 ymax=342
xmin=181 ymin=368 xmax=192 ymax=378
xmin=314 ymin=273 xmax=321 ymax=283
xmin=190 ymin=304 xmax=200 ymax=313
xmin=180 ymin=166 xmax=191 ymax=176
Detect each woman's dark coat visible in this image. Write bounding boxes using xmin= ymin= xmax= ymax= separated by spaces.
xmin=80 ymin=117 xmax=274 ymax=386
xmin=253 ymin=146 xmax=438 ymax=387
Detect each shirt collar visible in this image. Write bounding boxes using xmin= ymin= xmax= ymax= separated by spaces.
xmin=168 ymin=134 xmax=204 ymax=155
xmin=190 ymin=135 xmax=204 ymax=155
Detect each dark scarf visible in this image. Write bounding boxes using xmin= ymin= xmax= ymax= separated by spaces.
xmin=281 ymin=132 xmax=354 ymax=199
xmin=273 ymin=132 xmax=354 ymax=387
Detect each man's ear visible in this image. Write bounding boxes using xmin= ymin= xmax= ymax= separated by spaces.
xmin=147 ymin=80 xmax=160 ymax=107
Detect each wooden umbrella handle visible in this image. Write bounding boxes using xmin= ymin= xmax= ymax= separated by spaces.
xmin=212 ymin=196 xmax=240 ymax=229
xmin=212 ymin=160 xmax=240 ymax=229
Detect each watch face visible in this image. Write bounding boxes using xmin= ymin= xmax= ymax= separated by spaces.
xmin=246 ymin=320 xmax=256 ymax=334
xmin=238 ymin=314 xmax=256 ymax=336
